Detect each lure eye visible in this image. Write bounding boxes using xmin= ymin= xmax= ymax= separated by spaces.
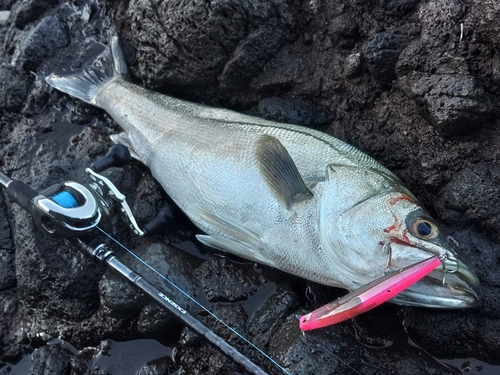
xmin=412 ymin=219 xmax=438 ymax=239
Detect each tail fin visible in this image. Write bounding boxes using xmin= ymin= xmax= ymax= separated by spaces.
xmin=45 ymin=37 xmax=128 ymax=105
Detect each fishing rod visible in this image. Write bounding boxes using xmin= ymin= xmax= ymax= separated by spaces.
xmin=0 ymin=145 xmax=289 ymax=375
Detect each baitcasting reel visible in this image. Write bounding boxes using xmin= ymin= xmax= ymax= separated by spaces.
xmin=0 ymin=145 xmax=175 ymax=238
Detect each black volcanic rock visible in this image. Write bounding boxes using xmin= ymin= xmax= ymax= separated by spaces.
xmin=0 ymin=0 xmax=500 ymax=374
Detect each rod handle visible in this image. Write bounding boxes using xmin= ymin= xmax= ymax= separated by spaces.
xmin=5 ymin=179 xmax=38 ymax=215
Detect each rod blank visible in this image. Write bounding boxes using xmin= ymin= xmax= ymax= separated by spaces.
xmin=75 ymin=238 xmax=268 ymax=375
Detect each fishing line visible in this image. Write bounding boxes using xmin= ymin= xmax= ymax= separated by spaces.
xmin=304 ymin=335 xmax=366 ymax=375
xmin=407 ymin=338 xmax=462 ymax=375
xmin=96 ymin=226 xmax=292 ymax=375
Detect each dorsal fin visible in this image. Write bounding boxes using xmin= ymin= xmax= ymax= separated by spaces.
xmin=110 ymin=36 xmax=130 ymax=78
xmin=255 ymin=135 xmax=312 ymax=209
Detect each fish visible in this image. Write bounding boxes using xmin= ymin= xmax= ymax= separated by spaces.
xmin=45 ymin=37 xmax=480 ymax=308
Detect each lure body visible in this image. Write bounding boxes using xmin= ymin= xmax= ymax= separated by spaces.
xmin=300 ymin=256 xmax=443 ymax=330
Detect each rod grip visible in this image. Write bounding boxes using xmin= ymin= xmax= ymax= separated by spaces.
xmin=6 ymin=180 xmax=38 ymax=214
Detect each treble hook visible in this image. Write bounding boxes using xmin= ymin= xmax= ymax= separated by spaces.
xmin=438 ymin=254 xmax=459 ymax=285
xmin=444 ymin=258 xmax=459 ymax=274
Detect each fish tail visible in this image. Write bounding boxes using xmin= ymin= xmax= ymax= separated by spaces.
xmin=45 ymin=37 xmax=128 ymax=105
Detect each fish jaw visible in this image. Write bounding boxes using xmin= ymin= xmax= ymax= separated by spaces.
xmin=390 ymin=268 xmax=480 ymax=308
xmin=388 ymin=240 xmax=480 ymax=308
xmin=380 ymin=205 xmax=480 ymax=308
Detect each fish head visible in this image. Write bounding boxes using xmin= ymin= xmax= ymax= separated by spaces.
xmin=385 ymin=205 xmax=480 ymax=308
xmin=319 ymin=165 xmax=480 ymax=308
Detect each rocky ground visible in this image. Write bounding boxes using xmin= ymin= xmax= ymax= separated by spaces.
xmin=1 ymin=0 xmax=500 ymax=374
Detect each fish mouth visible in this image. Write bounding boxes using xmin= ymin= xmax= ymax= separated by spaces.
xmin=390 ymin=259 xmax=481 ymax=308
xmin=388 ymin=239 xmax=481 ymax=308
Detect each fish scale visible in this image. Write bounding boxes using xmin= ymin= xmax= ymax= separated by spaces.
xmin=46 ymin=36 xmax=480 ymax=308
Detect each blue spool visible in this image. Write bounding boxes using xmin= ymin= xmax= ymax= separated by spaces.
xmin=51 ymin=190 xmax=79 ymax=208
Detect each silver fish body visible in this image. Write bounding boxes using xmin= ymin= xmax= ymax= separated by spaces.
xmin=46 ymin=38 xmax=480 ymax=308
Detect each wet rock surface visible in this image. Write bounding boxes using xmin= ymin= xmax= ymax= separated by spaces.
xmin=29 ymin=343 xmax=73 ymax=375
xmin=0 ymin=0 xmax=499 ymax=375
xmin=124 ymin=0 xmax=296 ymax=94
xmin=0 ymin=196 xmax=15 ymax=291
xmin=255 ymin=97 xmax=332 ymax=129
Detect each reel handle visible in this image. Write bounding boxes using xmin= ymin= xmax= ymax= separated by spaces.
xmin=90 ymin=144 xmax=131 ymax=173
xmin=143 ymin=204 xmax=180 ymax=235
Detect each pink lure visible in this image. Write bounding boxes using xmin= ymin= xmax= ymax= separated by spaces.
xmin=299 ymin=256 xmax=442 ymax=331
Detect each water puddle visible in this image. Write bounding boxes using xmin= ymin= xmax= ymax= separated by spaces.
xmin=1 ymin=354 xmax=31 ymax=375
xmin=1 ymin=339 xmax=172 ymax=375
xmin=407 ymin=338 xmax=500 ymax=375
xmin=438 ymin=357 xmax=500 ymax=374
xmin=84 ymin=339 xmax=173 ymax=375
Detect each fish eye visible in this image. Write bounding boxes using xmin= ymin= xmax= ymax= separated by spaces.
xmin=412 ymin=219 xmax=439 ymax=239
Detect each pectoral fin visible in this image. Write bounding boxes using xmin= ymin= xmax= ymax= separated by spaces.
xmin=255 ymin=135 xmax=312 ymax=209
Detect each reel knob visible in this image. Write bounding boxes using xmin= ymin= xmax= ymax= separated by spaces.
xmin=143 ymin=204 xmax=181 ymax=235
xmin=90 ymin=144 xmax=131 ymax=173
